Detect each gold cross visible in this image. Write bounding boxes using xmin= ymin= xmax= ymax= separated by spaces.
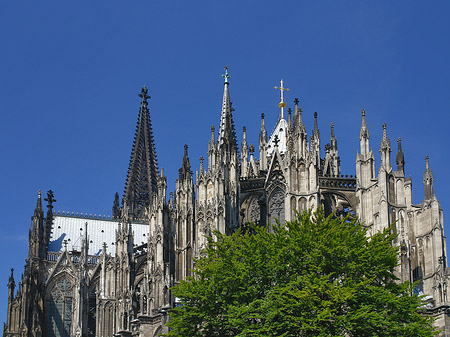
xmin=274 ymin=79 xmax=290 ymax=118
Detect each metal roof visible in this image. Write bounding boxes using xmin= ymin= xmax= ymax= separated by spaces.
xmin=49 ymin=215 xmax=149 ymax=256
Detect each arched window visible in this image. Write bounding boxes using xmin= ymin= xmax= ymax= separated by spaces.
xmin=47 ymin=276 xmax=73 ymax=337
xmin=269 ymin=189 xmax=285 ymax=225
xmin=388 ymin=176 xmax=395 ymax=204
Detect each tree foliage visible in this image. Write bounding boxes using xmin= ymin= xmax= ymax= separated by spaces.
xmin=166 ymin=209 xmax=435 ymax=336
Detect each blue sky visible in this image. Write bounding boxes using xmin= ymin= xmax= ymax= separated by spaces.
xmin=1 ymin=1 xmax=449 ymax=324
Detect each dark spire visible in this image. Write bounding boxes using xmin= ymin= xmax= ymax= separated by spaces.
xmin=112 ymin=192 xmax=120 ymax=218
xmin=33 ymin=190 xmax=44 ymax=228
xmin=259 ymin=113 xmax=267 ymax=143
xmin=179 ymin=144 xmax=192 ymax=181
xmin=44 ymin=190 xmax=56 ymax=248
xmin=218 ymin=67 xmax=238 ymax=154
xmin=123 ymin=86 xmax=159 ymax=219
xmin=396 ymin=137 xmax=405 ymax=173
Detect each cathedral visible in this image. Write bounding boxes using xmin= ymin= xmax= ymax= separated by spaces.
xmin=3 ymin=69 xmax=449 ymax=336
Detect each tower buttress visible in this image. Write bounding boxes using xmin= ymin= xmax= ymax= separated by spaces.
xmin=208 ymin=126 xmax=217 ymax=170
xmin=175 ymin=145 xmax=195 ymax=280
xmin=28 ymin=190 xmax=45 ymax=259
xmin=6 ymin=268 xmax=15 ymax=331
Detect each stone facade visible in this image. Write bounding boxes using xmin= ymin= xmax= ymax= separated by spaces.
xmin=4 ymin=71 xmax=449 ymax=336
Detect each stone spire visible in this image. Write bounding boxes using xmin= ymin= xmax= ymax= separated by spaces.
xmin=330 ymin=122 xmax=337 ymax=151
xmin=112 ymin=192 xmax=120 ymax=219
xmin=359 ymin=109 xmax=369 ymax=140
xmin=218 ymin=66 xmax=237 ymax=154
xmin=313 ymin=112 xmax=319 ymax=137
xmin=359 ymin=109 xmax=370 ymax=156
xmin=379 ymin=123 xmax=391 ymax=170
xmin=179 ymin=144 xmax=192 ymax=181
xmin=123 ymin=86 xmax=159 ymax=219
xmin=259 ymin=113 xmax=268 ymax=170
xmin=293 ymin=98 xmax=306 ymax=133
xmin=423 ymin=155 xmax=434 ymax=200
xmin=241 ymin=127 xmax=249 ymax=177
xmin=396 ymin=137 xmax=405 ymax=173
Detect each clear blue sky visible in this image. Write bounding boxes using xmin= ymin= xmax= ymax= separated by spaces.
xmin=1 ymin=0 xmax=449 ymax=324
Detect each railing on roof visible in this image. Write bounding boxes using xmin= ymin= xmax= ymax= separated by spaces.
xmin=46 ymin=251 xmax=100 ymax=265
xmin=52 ymin=210 xmax=115 ymax=221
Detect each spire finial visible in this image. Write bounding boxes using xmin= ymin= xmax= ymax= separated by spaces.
xmin=222 ymin=65 xmax=230 ymax=84
xmin=425 ymin=155 xmax=430 ymax=170
xmin=382 ymin=123 xmax=387 ymax=141
xmin=249 ymin=144 xmax=255 ymax=156
xmin=274 ymin=79 xmax=290 ymax=119
xmin=330 ymin=122 xmax=335 ymax=138
xmin=184 ymin=144 xmax=188 ymax=156
xmin=36 ymin=189 xmax=42 ymax=212
xmin=199 ymin=156 xmax=204 ymax=172
xmin=139 ymin=86 xmax=150 ymax=105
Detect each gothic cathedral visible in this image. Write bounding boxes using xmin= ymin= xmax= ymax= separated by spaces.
xmin=4 ymin=69 xmax=449 ymax=336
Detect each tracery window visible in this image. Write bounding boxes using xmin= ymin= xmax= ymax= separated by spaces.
xmin=269 ymin=189 xmax=285 ymax=225
xmin=249 ymin=198 xmax=260 ymax=224
xmin=47 ymin=277 xmax=73 ymax=337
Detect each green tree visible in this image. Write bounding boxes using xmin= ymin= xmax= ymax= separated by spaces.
xmin=166 ymin=209 xmax=436 ymax=336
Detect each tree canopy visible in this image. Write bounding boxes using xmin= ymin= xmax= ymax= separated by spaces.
xmin=166 ymin=209 xmax=435 ymax=336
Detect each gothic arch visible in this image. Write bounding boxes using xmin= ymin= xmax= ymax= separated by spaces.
xmin=268 ymin=188 xmax=285 ymax=226
xmin=45 ymin=273 xmax=75 ymax=337
xmin=320 ymin=191 xmax=356 ymax=218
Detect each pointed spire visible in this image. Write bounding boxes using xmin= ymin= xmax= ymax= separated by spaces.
xmin=199 ymin=156 xmax=204 ymax=173
xmin=210 ymin=125 xmax=216 ymax=144
xmin=241 ymin=127 xmax=249 ymax=177
xmin=396 ymin=137 xmax=405 ymax=173
xmin=113 ymin=192 xmax=120 ymax=218
xmin=330 ymin=122 xmax=337 ymax=151
xmin=179 ymin=144 xmax=192 ymax=181
xmin=218 ymin=67 xmax=237 ymax=153
xmin=313 ymin=112 xmax=319 ymax=136
xmin=359 ymin=109 xmax=369 ymax=140
xmin=35 ymin=190 xmax=42 ymax=213
xmin=380 ymin=123 xmax=392 ymax=170
xmin=382 ymin=123 xmax=388 ymax=142
xmin=288 ymin=108 xmax=292 ymax=128
xmin=8 ymin=268 xmax=15 ymax=290
xmin=259 ymin=113 xmax=268 ymax=170
xmin=424 ymin=155 xmax=434 ymax=200
xmin=123 ymin=86 xmax=159 ymax=219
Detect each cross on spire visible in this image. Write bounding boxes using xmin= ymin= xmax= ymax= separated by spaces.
xmin=274 ymin=79 xmax=290 ymax=119
xmin=222 ymin=65 xmax=230 ymax=84
xmin=139 ymin=86 xmax=150 ymax=102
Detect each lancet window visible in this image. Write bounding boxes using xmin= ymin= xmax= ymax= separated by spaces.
xmin=47 ymin=276 xmax=73 ymax=337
